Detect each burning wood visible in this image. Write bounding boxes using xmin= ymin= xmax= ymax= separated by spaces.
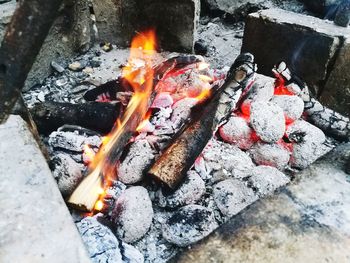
xmin=149 ymin=53 xmax=257 ymax=189
xmin=29 ymin=101 xmax=122 ymax=135
xmin=68 ymin=31 xmax=204 ymax=211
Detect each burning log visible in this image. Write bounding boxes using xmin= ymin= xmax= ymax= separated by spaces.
xmin=68 ymin=51 xmax=204 ymax=211
xmin=30 ymin=101 xmax=121 ymax=134
xmin=149 ymin=53 xmax=257 ymax=189
xmin=0 ymin=0 xmax=64 ymax=123
xmin=28 ymin=101 xmax=122 ymax=135
xmin=273 ymin=61 xmax=350 ymax=141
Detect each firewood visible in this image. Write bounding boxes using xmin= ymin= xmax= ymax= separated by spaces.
xmin=149 ymin=53 xmax=257 ymax=189
xmin=68 ymin=55 xmax=204 ymax=211
xmin=28 ymin=101 xmax=122 ymax=135
xmin=0 ymin=0 xmax=63 ymax=123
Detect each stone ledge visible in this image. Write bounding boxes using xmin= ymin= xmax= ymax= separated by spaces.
xmin=0 ymin=115 xmax=90 ymax=262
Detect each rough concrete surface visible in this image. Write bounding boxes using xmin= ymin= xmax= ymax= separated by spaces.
xmin=174 ymin=142 xmax=350 ymax=263
xmin=0 ymin=0 xmax=16 ymax=43
xmin=0 ymin=115 xmax=90 ymax=262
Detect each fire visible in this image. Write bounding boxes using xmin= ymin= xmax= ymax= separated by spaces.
xmin=69 ymin=30 xmax=158 ymax=212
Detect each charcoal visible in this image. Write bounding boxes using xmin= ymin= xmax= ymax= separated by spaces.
xmin=248 ymin=142 xmax=291 ymax=170
xmin=162 ymin=205 xmax=218 ymax=247
xmin=151 ymin=93 xmax=174 ymax=109
xmin=157 ymin=171 xmax=206 ymax=208
xmin=250 ymin=101 xmax=285 ymax=143
xmin=219 ymin=115 xmax=254 ymax=150
xmin=102 ymin=181 xmax=127 ymax=216
xmin=170 ymin=98 xmax=198 ymax=129
xmin=248 ymin=165 xmax=290 ymax=197
xmin=76 ymin=216 xmax=144 ymax=263
xmin=51 ymin=153 xmax=84 ymax=197
xmin=48 ymin=131 xmax=101 ymax=153
xmin=118 ymin=140 xmax=155 ymax=184
xmin=133 ymin=211 xmax=178 ymax=263
xmin=198 ymin=139 xmax=255 ymax=181
xmin=213 ymin=179 xmax=257 ymax=217
xmin=286 ymin=120 xmax=328 ymax=168
xmin=271 ymin=95 xmax=304 ymax=123
xmin=112 ymin=186 xmax=153 ymax=243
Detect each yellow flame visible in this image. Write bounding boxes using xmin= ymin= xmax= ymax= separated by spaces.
xmin=94 ymin=200 xmax=104 ymax=211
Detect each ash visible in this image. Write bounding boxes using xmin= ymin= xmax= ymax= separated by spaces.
xmin=23 ymin=16 xmax=339 ymax=263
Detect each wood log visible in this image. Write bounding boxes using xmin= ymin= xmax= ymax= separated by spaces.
xmin=28 ymin=101 xmax=122 ymax=135
xmin=149 ymin=53 xmax=257 ymax=189
xmin=0 ymin=0 xmax=64 ymax=123
xmin=68 ymin=55 xmax=204 ymax=211
xmin=302 ymin=86 xmax=350 ymax=141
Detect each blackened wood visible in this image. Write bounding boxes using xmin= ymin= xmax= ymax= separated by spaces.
xmin=302 ymin=86 xmax=350 ymax=141
xmin=149 ymin=53 xmax=256 ymax=189
xmin=28 ymin=101 xmax=121 ymax=135
xmin=0 ymin=0 xmax=64 ymax=123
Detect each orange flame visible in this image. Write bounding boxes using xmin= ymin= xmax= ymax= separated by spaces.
xmin=85 ymin=30 xmax=157 ymax=211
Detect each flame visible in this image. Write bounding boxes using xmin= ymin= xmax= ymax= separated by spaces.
xmin=83 ymin=144 xmax=96 ymax=165
xmin=94 ymin=200 xmax=104 ymax=211
xmin=136 ymin=110 xmax=153 ymax=132
xmin=83 ymin=30 xmax=157 ymax=211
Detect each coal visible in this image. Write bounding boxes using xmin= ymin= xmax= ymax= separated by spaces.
xmin=51 ymin=154 xmax=84 ymax=197
xmin=48 ymin=130 xmax=101 ymax=153
xmin=157 ymin=171 xmax=206 ymax=208
xmin=286 ymin=120 xmax=328 ymax=168
xmin=76 ymin=216 xmax=144 ymax=263
xmin=162 ymin=205 xmax=218 ymax=247
xmin=118 ymin=140 xmax=156 ymax=184
xmin=219 ymin=115 xmax=254 ymax=150
xmin=248 ymin=142 xmax=291 ymax=170
xmin=271 ymin=95 xmax=304 ymax=123
xmin=112 ymin=186 xmax=154 ymax=243
xmin=250 ymin=101 xmax=285 ymax=143
xmin=213 ymin=179 xmax=257 ymax=217
xmin=248 ymin=165 xmax=290 ymax=197
xmin=198 ymin=139 xmax=255 ymax=182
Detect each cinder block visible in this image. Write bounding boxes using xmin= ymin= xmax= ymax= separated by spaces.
xmin=320 ymin=38 xmax=350 ymax=116
xmin=93 ymin=0 xmax=200 ymax=52
xmin=0 ymin=115 xmax=90 ymax=262
xmin=241 ymin=8 xmax=350 ymax=98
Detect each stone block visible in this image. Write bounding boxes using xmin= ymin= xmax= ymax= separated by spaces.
xmin=0 ymin=115 xmax=90 ymax=262
xmin=93 ymin=0 xmax=200 ymax=52
xmin=320 ymin=38 xmax=350 ymax=116
xmin=241 ymin=8 xmax=350 ymax=95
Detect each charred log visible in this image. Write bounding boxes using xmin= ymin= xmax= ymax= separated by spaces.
xmin=28 ymin=101 xmax=122 ymax=135
xmin=302 ymin=87 xmax=350 ymax=141
xmin=149 ymin=53 xmax=257 ymax=189
xmin=0 ymin=0 xmax=64 ymax=123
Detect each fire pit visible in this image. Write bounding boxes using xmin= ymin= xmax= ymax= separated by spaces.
xmin=1 ymin=0 xmax=350 ymax=262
